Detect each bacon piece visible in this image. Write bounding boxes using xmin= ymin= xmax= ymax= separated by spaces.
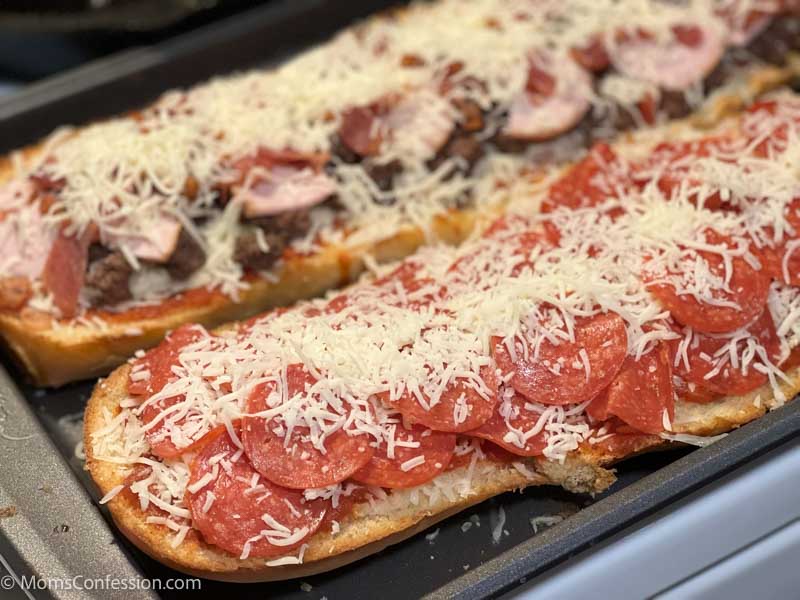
xmin=339 ymin=91 xmax=456 ymax=160
xmin=609 ymin=24 xmax=726 ymax=91
xmin=503 ymin=51 xmax=592 ymax=141
xmin=339 ymin=105 xmax=386 ymax=157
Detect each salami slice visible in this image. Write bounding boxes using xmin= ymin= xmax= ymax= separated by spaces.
xmin=351 ymin=420 xmax=456 ymax=488
xmin=467 ymin=367 xmax=548 ymax=456
xmin=589 ymin=342 xmax=674 ymax=434
xmin=609 ymin=23 xmax=726 ymax=91
xmin=668 ymin=308 xmax=782 ymax=396
xmin=645 ymin=230 xmax=771 ymax=334
xmin=242 ymin=364 xmax=375 ymax=489
xmin=570 ymin=35 xmax=610 ymax=72
xmin=42 ymin=230 xmax=89 ymax=318
xmin=187 ymin=430 xmax=327 ymax=560
xmin=493 ymin=311 xmax=628 ymax=406
xmin=382 ymin=365 xmax=497 ymax=433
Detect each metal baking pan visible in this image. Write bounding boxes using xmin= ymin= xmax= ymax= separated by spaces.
xmin=1 ymin=3 xmax=799 ymax=598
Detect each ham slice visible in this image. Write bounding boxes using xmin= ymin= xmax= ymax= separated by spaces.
xmin=241 ymin=166 xmax=336 ymax=218
xmin=0 ymin=202 xmax=56 ymax=280
xmin=0 ymin=180 xmax=32 ymax=214
xmin=715 ymin=1 xmax=775 ymax=46
xmin=385 ymin=91 xmax=456 ymax=159
xmin=609 ymin=24 xmax=727 ymax=91
xmin=114 ymin=216 xmax=183 ymax=263
xmin=503 ymin=51 xmax=593 ymax=141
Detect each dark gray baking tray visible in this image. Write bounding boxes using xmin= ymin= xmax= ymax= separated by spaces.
xmin=1 ymin=2 xmax=800 ymax=599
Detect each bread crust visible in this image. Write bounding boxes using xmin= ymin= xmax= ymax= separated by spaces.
xmin=0 ymin=208 xmax=477 ymax=386
xmin=2 ymin=57 xmax=797 ymax=386
xmin=84 ymin=334 xmax=800 ymax=582
xmin=84 ymin=365 xmax=615 ymax=581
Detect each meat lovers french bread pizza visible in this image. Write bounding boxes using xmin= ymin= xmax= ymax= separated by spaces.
xmin=85 ymin=91 xmax=800 ymax=581
xmin=3 ymin=0 xmax=800 ymax=386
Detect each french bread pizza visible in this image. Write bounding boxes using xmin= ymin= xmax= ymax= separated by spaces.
xmin=85 ymin=91 xmax=800 ymax=581
xmin=3 ymin=0 xmax=800 ymax=385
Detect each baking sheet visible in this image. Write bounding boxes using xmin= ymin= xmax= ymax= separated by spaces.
xmin=1 ymin=2 xmax=800 ymax=598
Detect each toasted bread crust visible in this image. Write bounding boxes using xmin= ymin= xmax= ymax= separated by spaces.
xmin=0 ymin=209 xmax=477 ymax=386
xmin=3 ymin=58 xmax=798 ymax=386
xmin=84 ymin=364 xmax=615 ymax=581
xmin=84 ymin=333 xmax=800 ymax=581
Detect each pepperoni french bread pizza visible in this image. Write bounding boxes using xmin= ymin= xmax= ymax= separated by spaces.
xmin=85 ymin=91 xmax=800 ymax=581
xmin=3 ymin=0 xmax=800 ymax=386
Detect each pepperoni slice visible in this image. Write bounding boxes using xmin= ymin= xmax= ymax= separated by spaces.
xmin=128 ymin=324 xmax=206 ymax=397
xmin=743 ymin=99 xmax=800 ymax=158
xmin=448 ymin=231 xmax=549 ymax=288
xmin=351 ymin=421 xmax=456 ymax=488
xmin=644 ymin=230 xmax=771 ymax=334
xmin=467 ymin=368 xmax=548 ymax=456
xmin=588 ymin=343 xmax=674 ymax=435
xmin=140 ymin=401 xmax=229 ymax=460
xmin=242 ymin=364 xmax=375 ymax=489
xmin=587 ymin=418 xmax=660 ymax=457
xmin=673 ymin=376 xmax=721 ymax=404
xmin=42 ymin=230 xmax=89 ymax=318
xmin=128 ymin=325 xmax=211 ymax=458
xmin=668 ymin=308 xmax=782 ymax=396
xmin=493 ymin=311 xmax=628 ymax=406
xmin=751 ymin=199 xmax=800 ymax=285
xmin=373 ymin=261 xmax=445 ymax=311
xmin=187 ymin=430 xmax=327 ymax=559
xmin=632 ymin=137 xmax=736 ymax=210
xmin=753 ymin=237 xmax=800 ymax=286
xmin=543 ymin=143 xmax=629 ymax=213
xmin=382 ymin=365 xmax=497 ymax=433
